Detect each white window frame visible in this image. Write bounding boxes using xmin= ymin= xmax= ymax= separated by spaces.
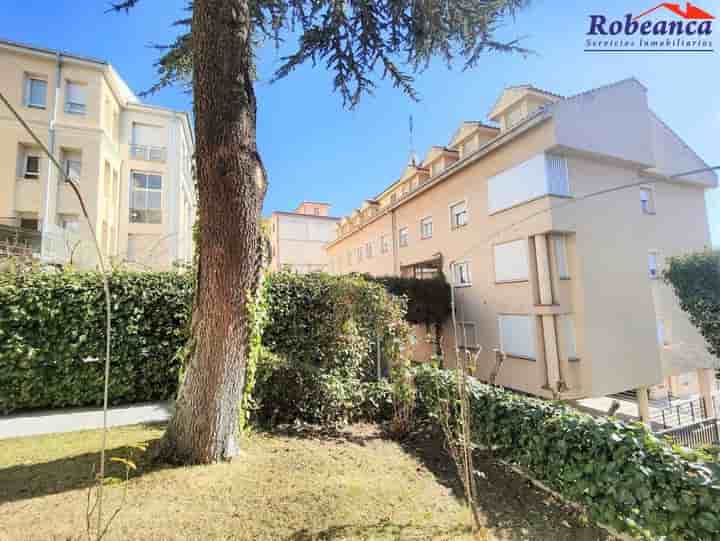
xmin=552 ymin=235 xmax=570 ymax=279
xmin=431 ymin=160 xmax=443 ymax=176
xmin=420 ymin=216 xmax=433 ymax=239
xmin=129 ymin=171 xmax=163 ymax=224
xmin=493 ymin=239 xmax=529 ymax=283
xmin=65 ymin=80 xmax=87 ymax=115
xmin=648 ymin=251 xmax=659 ymax=280
xmin=640 ymin=186 xmax=655 ymax=215
xmin=365 ymin=241 xmax=373 ymax=259
xmin=451 ymin=260 xmax=472 ymax=287
xmin=23 ymin=153 xmax=40 ymax=179
xmin=25 ymin=75 xmax=47 ymax=109
xmin=559 ymin=314 xmax=578 ymax=361
xmin=398 ymin=227 xmax=409 ymax=248
xmin=657 ymin=318 xmax=669 ymax=346
xmin=545 ymin=154 xmax=570 ymax=197
xmin=457 ymin=321 xmax=479 ymax=350
xmin=380 ymin=234 xmax=390 ymax=254
xmin=498 ymin=314 xmax=536 ymax=360
xmin=356 ymin=246 xmax=363 ymax=263
xmin=449 ymin=199 xmax=468 ymax=229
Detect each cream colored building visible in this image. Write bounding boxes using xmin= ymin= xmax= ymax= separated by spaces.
xmin=0 ymin=39 xmax=195 ymax=269
xmin=269 ymin=202 xmax=339 ymax=273
xmin=327 ymin=79 xmax=718 ymax=414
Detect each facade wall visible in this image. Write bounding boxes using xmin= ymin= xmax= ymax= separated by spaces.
xmin=270 ymin=211 xmax=339 ymax=273
xmin=328 ymin=80 xmax=717 ymax=400
xmin=0 ymin=41 xmax=195 ymax=269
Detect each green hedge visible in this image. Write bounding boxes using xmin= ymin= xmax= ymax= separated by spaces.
xmin=664 ymin=250 xmax=720 ymax=360
xmin=0 ymin=270 xmax=192 ymax=414
xmin=362 ymin=274 xmax=451 ymax=325
xmin=412 ymin=364 xmax=720 ymax=541
xmin=253 ymin=271 xmax=407 ymax=424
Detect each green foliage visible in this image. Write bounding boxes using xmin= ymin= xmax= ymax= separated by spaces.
xmin=0 ymin=270 xmax=192 ymax=414
xmin=253 ymin=271 xmax=409 ymax=425
xmin=664 ymin=250 xmax=720 ymax=360
xmin=412 ymin=364 xmax=720 ymax=541
xmin=363 ymin=275 xmax=451 ymax=325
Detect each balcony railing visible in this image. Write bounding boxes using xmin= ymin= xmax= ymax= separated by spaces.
xmin=130 ymin=144 xmax=167 ymax=163
xmin=0 ymin=218 xmax=84 ymax=265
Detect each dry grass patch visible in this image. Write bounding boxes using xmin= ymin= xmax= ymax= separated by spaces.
xmin=0 ymin=423 xmax=613 ymax=541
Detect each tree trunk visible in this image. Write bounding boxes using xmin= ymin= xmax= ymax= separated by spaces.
xmin=157 ymin=0 xmax=265 ymax=464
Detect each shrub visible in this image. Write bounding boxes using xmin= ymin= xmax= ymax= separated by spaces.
xmin=412 ymin=364 xmax=720 ymax=541
xmin=362 ymin=274 xmax=451 ymax=325
xmin=0 ymin=270 xmax=192 ymax=414
xmin=253 ymin=271 xmax=409 ymax=425
xmin=664 ymin=250 xmax=720 ymax=360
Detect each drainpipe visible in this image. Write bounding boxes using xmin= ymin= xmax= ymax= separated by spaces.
xmin=41 ymin=52 xmax=62 ymax=258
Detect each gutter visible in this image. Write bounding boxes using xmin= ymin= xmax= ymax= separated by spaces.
xmin=326 ymin=108 xmax=553 ymax=250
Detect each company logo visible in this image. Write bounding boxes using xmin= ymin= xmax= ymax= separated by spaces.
xmin=585 ymin=2 xmax=715 ymax=52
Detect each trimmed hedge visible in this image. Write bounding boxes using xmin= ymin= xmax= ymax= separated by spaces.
xmin=412 ymin=364 xmax=720 ymax=541
xmin=664 ymin=250 xmax=720 ymax=360
xmin=0 ymin=270 xmax=192 ymax=414
xmin=0 ymin=269 xmax=407 ymax=424
xmin=253 ymin=271 xmax=408 ymax=424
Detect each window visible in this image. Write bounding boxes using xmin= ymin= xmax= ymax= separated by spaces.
xmin=493 ymin=239 xmax=529 ymax=282
xmin=553 ymin=235 xmax=569 ymax=279
xmin=63 ymin=151 xmax=82 ymax=181
xmin=347 ymin=251 xmax=352 ymax=265
xmin=65 ymin=81 xmax=87 ymax=114
xmin=431 ymin=161 xmax=443 ymax=176
xmin=365 ymin=242 xmax=373 ymax=258
xmin=127 ymin=235 xmax=138 ymax=262
xmin=458 ymin=322 xmax=478 ymax=350
xmin=60 ymin=216 xmax=80 ymax=232
xmin=380 ymin=235 xmax=390 ymax=254
xmin=640 ymin=187 xmax=655 ymax=214
xmin=314 ymin=208 xmax=320 ymax=216
xmin=506 ymin=107 xmax=524 ymax=128
xmin=451 ymin=260 xmax=472 ymax=287
xmin=656 ymin=319 xmax=667 ymax=346
xmin=559 ymin=315 xmax=578 ymax=360
xmin=131 ymin=123 xmax=166 ymax=161
xmin=24 ymin=154 xmax=40 ymax=179
xmin=648 ymin=251 xmax=659 ymax=279
xmin=546 ymin=154 xmax=570 ymax=196
xmin=498 ymin=314 xmax=536 ymax=359
xmin=356 ymin=247 xmax=363 ymax=263
xmin=25 ymin=76 xmax=47 ymax=108
xmin=462 ymin=137 xmax=478 ymax=157
xmin=450 ymin=200 xmax=468 ymax=229
xmin=20 ymin=218 xmax=39 ymax=231
xmin=129 ymin=172 xmax=162 ymax=224
xmin=420 ymin=216 xmax=433 ymax=239
xmin=399 ymin=227 xmax=409 ymax=247
xmin=390 ymin=193 xmax=397 ymax=204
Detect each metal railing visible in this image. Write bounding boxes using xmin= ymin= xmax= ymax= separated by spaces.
xmin=658 ymin=418 xmax=720 ymax=449
xmin=129 ymin=144 xmax=167 ymax=163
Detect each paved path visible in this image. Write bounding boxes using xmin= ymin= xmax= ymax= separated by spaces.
xmin=0 ymin=402 xmax=172 ymax=440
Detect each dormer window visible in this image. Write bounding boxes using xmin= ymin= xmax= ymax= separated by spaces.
xmin=431 ymin=161 xmax=443 ymax=176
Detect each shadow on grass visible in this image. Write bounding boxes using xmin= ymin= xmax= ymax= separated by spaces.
xmin=284 ymin=521 xmax=473 ymax=540
xmin=0 ymin=435 xmax=169 ymax=505
xmin=399 ymin=425 xmax=613 ymax=541
xmin=261 ymin=422 xmax=387 ymax=447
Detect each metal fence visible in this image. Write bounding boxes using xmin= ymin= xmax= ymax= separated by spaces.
xmin=658 ymin=418 xmax=720 ymax=449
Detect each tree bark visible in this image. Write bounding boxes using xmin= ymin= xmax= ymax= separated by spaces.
xmin=157 ymin=0 xmax=265 ymax=464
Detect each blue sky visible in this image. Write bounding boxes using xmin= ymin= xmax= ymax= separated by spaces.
xmin=1 ymin=0 xmax=718 ymax=245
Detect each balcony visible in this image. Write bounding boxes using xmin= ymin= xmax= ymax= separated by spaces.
xmin=0 ymin=218 xmax=83 ymax=265
xmin=130 ymin=144 xmax=167 ymax=163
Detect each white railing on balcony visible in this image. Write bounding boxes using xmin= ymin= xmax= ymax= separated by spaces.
xmin=130 ymin=144 xmax=167 ymax=163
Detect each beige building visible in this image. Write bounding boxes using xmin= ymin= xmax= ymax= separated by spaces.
xmin=269 ymin=202 xmax=339 ymax=273
xmin=0 ymin=39 xmax=195 ymax=269
xmin=327 ymin=79 xmax=718 ymax=414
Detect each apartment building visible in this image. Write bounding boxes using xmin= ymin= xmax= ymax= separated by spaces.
xmin=269 ymin=201 xmax=340 ymax=273
xmin=327 ymin=79 xmax=718 ymax=413
xmin=0 ymin=39 xmax=195 ymax=269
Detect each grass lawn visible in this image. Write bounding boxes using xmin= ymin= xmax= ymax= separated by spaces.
xmin=0 ymin=423 xmax=614 ymax=541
